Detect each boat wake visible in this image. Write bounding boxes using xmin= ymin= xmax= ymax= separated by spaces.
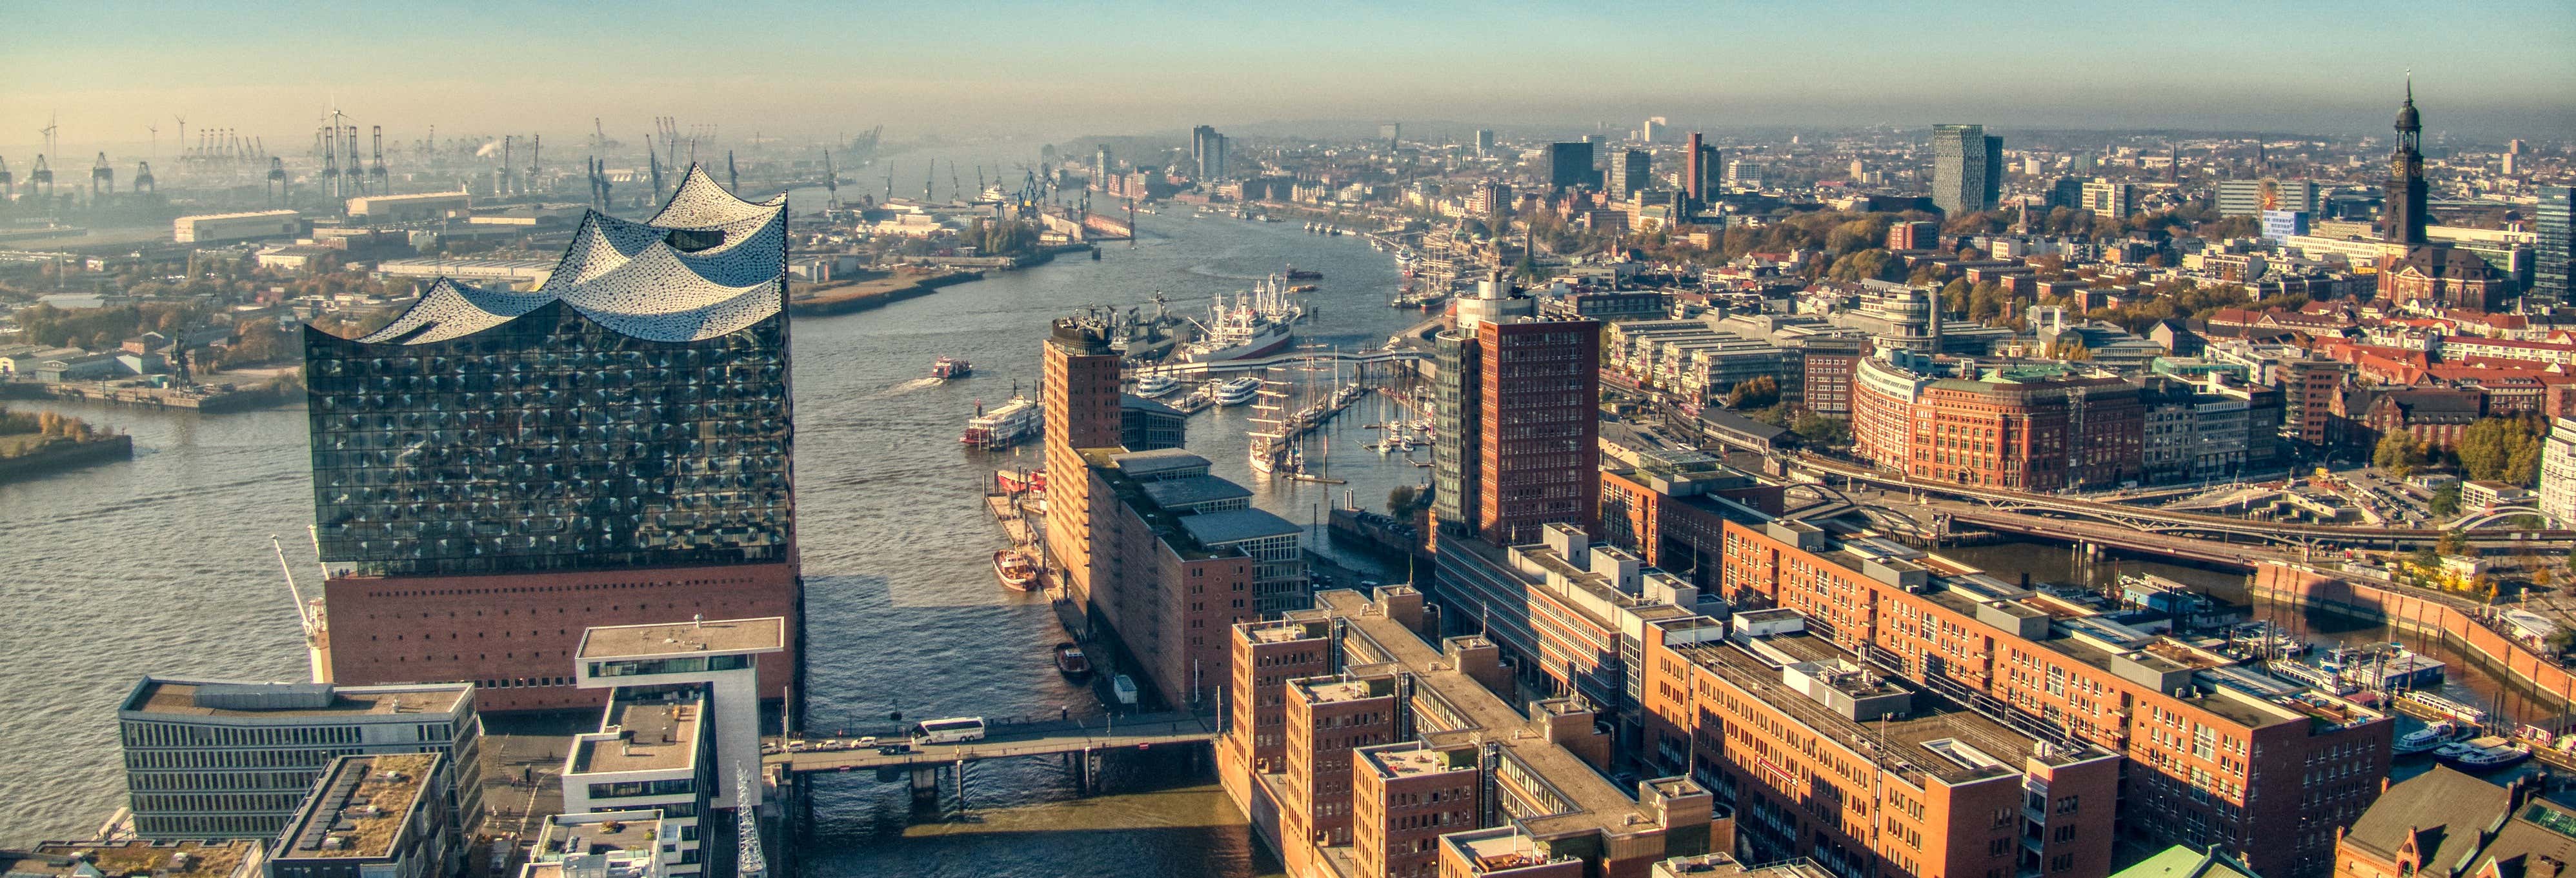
xmin=867 ymin=377 xmax=943 ymax=400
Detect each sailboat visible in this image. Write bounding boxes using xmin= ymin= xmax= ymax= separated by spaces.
xmin=1248 ymin=369 xmax=1290 ymax=475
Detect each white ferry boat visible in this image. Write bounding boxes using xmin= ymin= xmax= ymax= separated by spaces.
xmin=1134 ymin=373 xmax=1180 ymax=397
xmin=960 ymin=395 xmax=1041 ymax=448
xmin=1213 ymin=377 xmax=1262 ymax=406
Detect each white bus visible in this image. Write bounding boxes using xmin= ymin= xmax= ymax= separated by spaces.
xmin=910 ymin=717 xmax=988 ymax=744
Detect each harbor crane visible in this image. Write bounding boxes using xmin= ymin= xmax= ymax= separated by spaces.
xmin=134 ymin=161 xmax=154 ymax=194
xmin=822 ymin=149 xmax=838 ymax=210
xmin=369 ymin=126 xmax=388 ymax=193
xmin=90 ymin=152 xmax=112 ymax=197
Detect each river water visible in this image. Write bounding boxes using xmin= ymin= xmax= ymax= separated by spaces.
xmin=0 ymin=205 xmax=1422 ymax=877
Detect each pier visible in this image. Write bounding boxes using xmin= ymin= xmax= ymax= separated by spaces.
xmin=1144 ymin=347 xmax=1425 ymax=377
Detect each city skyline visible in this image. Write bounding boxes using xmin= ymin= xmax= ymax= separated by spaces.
xmin=5 ymin=0 xmax=2574 ymax=153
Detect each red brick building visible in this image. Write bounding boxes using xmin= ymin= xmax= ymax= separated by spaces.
xmin=1714 ymin=511 xmax=2393 ymax=878
xmin=319 ymin=563 xmax=798 ymax=712
xmin=1474 ymin=318 xmax=1600 ymax=545
xmin=1354 ymin=743 xmax=1484 ymax=878
xmin=2333 ymin=386 xmax=2484 ymax=453
xmin=1851 ymin=354 xmax=2144 ymax=491
xmin=1640 ymin=610 xmax=2122 ymax=878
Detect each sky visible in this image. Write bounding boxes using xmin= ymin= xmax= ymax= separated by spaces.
xmin=4 ymin=0 xmax=2573 ymax=156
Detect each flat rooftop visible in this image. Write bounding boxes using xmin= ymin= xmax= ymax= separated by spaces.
xmin=532 ymin=809 xmax=667 ymax=878
xmin=1137 ymin=475 xmax=1253 ymax=509
xmin=1443 ymin=827 xmax=1572 ymax=875
xmin=1108 ymin=447 xmax=1209 ymax=479
xmin=1178 ymin=507 xmax=1302 ymax=546
xmin=124 ymin=678 xmax=465 ymax=719
xmin=276 ymin=753 xmax=438 ymax=860
xmin=1315 ymin=590 xmax=1669 ymax=841
xmin=578 ymin=617 xmax=785 ymax=659
xmin=572 ymin=692 xmax=705 ymax=774
xmin=1686 ymin=632 xmax=2087 ymax=785
xmin=1247 ymin=620 xmax=1331 ymax=644
xmin=1296 ymin=677 xmax=1386 ymax=704
xmin=21 ymin=841 xmax=258 ymax=878
xmin=1365 ymin=744 xmax=1478 ymax=779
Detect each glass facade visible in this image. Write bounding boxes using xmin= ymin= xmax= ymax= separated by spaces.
xmin=305 ymin=301 xmax=793 ymax=577
xmin=2539 ymin=185 xmax=2573 ymax=306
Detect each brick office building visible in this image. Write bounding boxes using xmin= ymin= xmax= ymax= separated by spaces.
xmin=1713 ymin=506 xmax=2393 ymax=878
xmin=1851 ymin=353 xmax=2144 ymax=492
xmin=1641 ymin=610 xmax=2122 ymax=878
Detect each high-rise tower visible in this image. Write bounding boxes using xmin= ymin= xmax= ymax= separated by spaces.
xmin=1431 ymin=279 xmax=1598 ymax=546
xmin=301 ymin=166 xmax=801 ymax=712
xmin=1931 ymin=124 xmax=1999 ymax=215
xmin=1042 ymin=317 xmax=1125 ymax=609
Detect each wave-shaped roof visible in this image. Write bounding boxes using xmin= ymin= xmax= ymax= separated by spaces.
xmin=354 ymin=165 xmax=787 ymax=345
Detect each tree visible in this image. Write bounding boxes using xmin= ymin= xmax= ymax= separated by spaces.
xmin=1723 ymin=375 xmax=1780 ymax=410
xmin=2430 ymin=483 xmax=2462 ymax=516
xmin=1387 ymin=485 xmax=1420 ymax=517
xmin=2373 ymin=432 xmax=2424 ymax=478
xmin=1825 ymin=248 xmax=1907 ymax=283
xmin=2457 ymin=415 xmax=2546 ymax=486
xmin=2437 ymin=530 xmax=2468 ymax=557
xmin=1791 ymin=412 xmax=1851 ymax=446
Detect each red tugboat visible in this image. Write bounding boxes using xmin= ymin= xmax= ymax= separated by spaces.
xmin=1053 ymin=642 xmax=1092 ymax=678
xmin=932 ymin=356 xmax=972 ymax=381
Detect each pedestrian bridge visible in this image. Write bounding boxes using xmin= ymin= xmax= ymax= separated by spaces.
xmin=765 ymin=713 xmax=1216 ymax=775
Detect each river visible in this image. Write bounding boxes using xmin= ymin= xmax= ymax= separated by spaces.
xmin=0 ymin=203 xmax=1427 ymax=877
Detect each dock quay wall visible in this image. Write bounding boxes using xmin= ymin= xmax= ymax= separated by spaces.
xmin=2253 ymin=563 xmax=2576 ymax=713
xmin=0 ymin=434 xmax=132 ymax=482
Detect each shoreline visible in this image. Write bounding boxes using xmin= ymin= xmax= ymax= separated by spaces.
xmin=0 ymin=434 xmax=134 ymax=483
xmin=788 ymin=244 xmax=1096 ymax=318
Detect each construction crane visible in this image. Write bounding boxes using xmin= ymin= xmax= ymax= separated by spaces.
xmin=148 ymin=124 xmax=157 ymax=157
xmin=174 ymin=115 xmax=186 ymax=160
xmin=39 ymin=114 xmax=58 ymax=163
xmin=726 ymin=150 xmax=738 ymax=192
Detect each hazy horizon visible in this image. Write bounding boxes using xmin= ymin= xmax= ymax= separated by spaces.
xmin=5 ymin=0 xmax=2573 ymax=157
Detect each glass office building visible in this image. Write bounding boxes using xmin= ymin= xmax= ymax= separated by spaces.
xmin=305 ymin=166 xmax=794 ymax=577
